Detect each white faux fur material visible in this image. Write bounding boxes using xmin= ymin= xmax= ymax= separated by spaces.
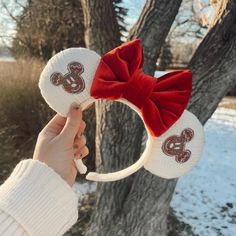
xmin=39 ymin=47 xmax=204 ymax=182
xmin=39 ymin=48 xmax=99 ymax=116
xmin=144 ymin=110 xmax=204 ymax=179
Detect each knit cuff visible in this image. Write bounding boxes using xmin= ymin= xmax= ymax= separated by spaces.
xmin=0 ymin=159 xmax=78 ymax=236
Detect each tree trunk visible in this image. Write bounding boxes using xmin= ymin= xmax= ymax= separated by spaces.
xmin=83 ymin=0 xmax=236 ymax=235
xmin=84 ymin=1 xmax=183 ymax=236
xmin=124 ymin=2 xmax=236 ymax=235
xmin=81 ymin=107 xmax=96 ymax=173
xmin=188 ymin=0 xmax=236 ymax=122
xmin=128 ymin=0 xmax=182 ymax=75
xmin=81 ymin=0 xmax=121 ymax=173
xmin=81 ymin=0 xmax=121 ymax=54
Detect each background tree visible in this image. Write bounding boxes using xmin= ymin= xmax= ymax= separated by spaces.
xmin=11 ymin=0 xmax=85 ymax=60
xmin=1 ymin=0 xmax=128 ymax=61
xmin=81 ymin=0 xmax=236 ymax=235
xmin=157 ymin=41 xmax=173 ymax=70
xmin=81 ymin=0 xmax=128 ymax=172
xmin=82 ymin=0 xmax=183 ymax=235
xmin=168 ymin=0 xmax=210 ymax=41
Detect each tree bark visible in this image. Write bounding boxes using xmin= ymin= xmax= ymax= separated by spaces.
xmin=81 ymin=0 xmax=121 ymax=53
xmin=119 ymin=2 xmax=236 ymax=236
xmin=84 ymin=1 xmax=183 ymax=236
xmin=188 ymin=0 xmax=236 ymax=123
xmin=81 ymin=0 xmax=122 ymax=173
xmin=83 ymin=0 xmax=236 ymax=235
xmin=128 ymin=0 xmax=183 ymax=75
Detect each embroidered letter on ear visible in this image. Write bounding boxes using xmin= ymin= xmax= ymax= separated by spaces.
xmin=50 ymin=61 xmax=85 ymax=94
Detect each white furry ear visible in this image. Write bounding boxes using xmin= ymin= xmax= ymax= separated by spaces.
xmin=39 ymin=48 xmax=101 ymax=116
xmin=144 ymin=110 xmax=204 ymax=179
xmin=39 ymin=48 xmax=100 ymax=175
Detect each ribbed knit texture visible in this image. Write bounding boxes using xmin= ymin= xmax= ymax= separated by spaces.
xmin=0 ymin=209 xmax=28 ymax=235
xmin=0 ymin=159 xmax=79 ymax=236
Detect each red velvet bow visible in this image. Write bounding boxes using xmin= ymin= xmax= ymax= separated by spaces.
xmin=90 ymin=39 xmax=192 ymax=137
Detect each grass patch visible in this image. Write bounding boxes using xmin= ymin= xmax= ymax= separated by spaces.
xmin=0 ymin=59 xmax=54 ymax=182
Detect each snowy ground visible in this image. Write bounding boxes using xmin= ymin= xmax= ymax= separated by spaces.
xmin=73 ymin=181 xmax=97 ymax=203
xmin=171 ymin=108 xmax=236 ymax=236
xmin=73 ymin=105 xmax=236 ymax=236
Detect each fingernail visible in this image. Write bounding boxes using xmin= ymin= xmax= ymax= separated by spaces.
xmin=74 ymin=154 xmax=83 ymax=159
xmin=77 ymin=132 xmax=83 ymax=138
xmin=71 ymin=102 xmax=81 ymax=110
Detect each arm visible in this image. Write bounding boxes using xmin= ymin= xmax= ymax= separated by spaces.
xmin=0 ymin=210 xmax=28 ymax=235
xmin=0 ymin=104 xmax=88 ymax=236
xmin=0 ymin=159 xmax=78 ymax=236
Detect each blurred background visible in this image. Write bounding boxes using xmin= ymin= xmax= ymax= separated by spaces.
xmin=0 ymin=0 xmax=235 ymax=235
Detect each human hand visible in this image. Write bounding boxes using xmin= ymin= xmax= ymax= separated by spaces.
xmin=33 ymin=104 xmax=89 ymax=186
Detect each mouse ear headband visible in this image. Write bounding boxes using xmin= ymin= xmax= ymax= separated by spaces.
xmin=39 ymin=39 xmax=204 ymax=182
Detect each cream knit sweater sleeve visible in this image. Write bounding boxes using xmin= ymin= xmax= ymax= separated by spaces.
xmin=0 ymin=159 xmax=79 ymax=236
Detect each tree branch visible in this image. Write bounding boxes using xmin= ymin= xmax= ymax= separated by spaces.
xmin=1 ymin=1 xmax=20 ymax=24
xmin=128 ymin=0 xmax=183 ymax=75
xmin=188 ymin=0 xmax=236 ymax=124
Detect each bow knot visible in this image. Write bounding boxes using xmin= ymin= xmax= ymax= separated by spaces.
xmin=90 ymin=39 xmax=192 ymax=137
xmin=122 ymin=70 xmax=156 ymax=109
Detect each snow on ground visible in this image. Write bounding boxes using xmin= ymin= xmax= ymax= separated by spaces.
xmin=74 ymin=106 xmax=236 ymax=236
xmin=73 ymin=181 xmax=97 ymax=203
xmin=212 ymin=108 xmax=236 ymax=128
xmin=171 ymin=108 xmax=236 ymax=236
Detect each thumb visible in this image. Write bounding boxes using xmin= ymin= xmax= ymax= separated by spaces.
xmin=60 ymin=103 xmax=82 ymax=141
